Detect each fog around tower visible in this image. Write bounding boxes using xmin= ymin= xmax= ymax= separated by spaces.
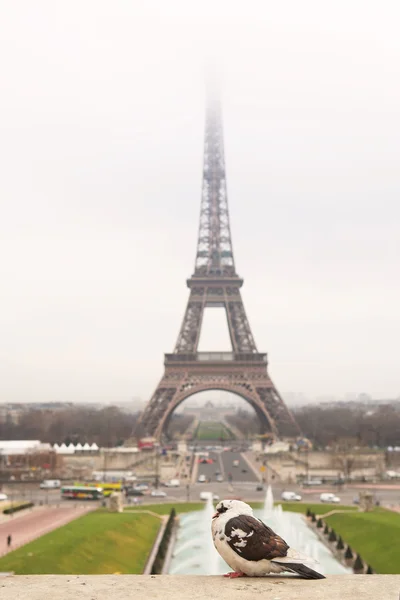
xmin=0 ymin=1 xmax=399 ymax=405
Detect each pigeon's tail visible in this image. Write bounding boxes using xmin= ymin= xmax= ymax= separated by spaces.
xmin=272 ymin=561 xmax=326 ymax=580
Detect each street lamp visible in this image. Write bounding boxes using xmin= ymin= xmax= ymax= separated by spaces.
xmin=154 ymin=443 xmax=160 ymax=489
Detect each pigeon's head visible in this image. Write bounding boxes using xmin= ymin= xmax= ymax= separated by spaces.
xmin=212 ymin=499 xmax=253 ymax=520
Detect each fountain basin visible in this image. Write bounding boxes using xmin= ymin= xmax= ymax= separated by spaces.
xmin=168 ymin=488 xmax=350 ymax=575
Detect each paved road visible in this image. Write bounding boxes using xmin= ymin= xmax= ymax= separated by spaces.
xmin=0 ymin=505 xmax=93 ymax=557
xmin=130 ymin=477 xmax=400 ymax=508
xmin=1 ymin=486 xmax=64 ymax=507
xmin=220 ymin=451 xmax=258 ymax=483
xmin=196 ymin=452 xmax=222 ymax=483
xmin=196 ymin=450 xmax=258 ymax=484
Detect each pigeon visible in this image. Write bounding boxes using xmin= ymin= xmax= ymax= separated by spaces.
xmin=211 ymin=499 xmax=325 ymax=579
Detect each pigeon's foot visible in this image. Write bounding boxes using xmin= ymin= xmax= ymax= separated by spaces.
xmin=223 ymin=572 xmax=247 ymax=579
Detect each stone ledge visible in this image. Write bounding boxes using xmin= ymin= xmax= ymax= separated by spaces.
xmin=1 ymin=575 xmax=399 ymax=600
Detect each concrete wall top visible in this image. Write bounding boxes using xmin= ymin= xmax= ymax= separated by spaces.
xmin=1 ymin=575 xmax=399 ymax=600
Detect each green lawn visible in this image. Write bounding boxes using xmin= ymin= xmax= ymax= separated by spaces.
xmin=0 ymin=511 xmax=160 ymax=574
xmin=125 ymin=502 xmax=204 ymax=514
xmin=324 ymin=509 xmax=400 ymax=574
xmin=249 ymin=502 xmax=357 ymax=514
xmin=194 ymin=421 xmax=233 ymax=441
xmin=125 ymin=501 xmax=356 ymax=516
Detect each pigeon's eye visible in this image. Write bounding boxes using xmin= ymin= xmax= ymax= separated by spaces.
xmin=217 ymin=504 xmax=228 ymax=514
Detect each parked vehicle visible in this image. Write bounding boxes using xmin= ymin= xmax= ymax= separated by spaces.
xmin=320 ymin=493 xmax=340 ymax=503
xmin=199 ymin=491 xmax=220 ymax=501
xmin=164 ymin=479 xmax=180 ymax=487
xmin=232 ymin=460 xmax=239 ymax=467
xmin=302 ymin=479 xmax=323 ymax=487
xmin=281 ymin=491 xmax=302 ymax=501
xmin=0 ymin=493 xmax=8 ymax=501
xmin=256 ymin=485 xmax=264 ymax=492
xmin=198 ymin=474 xmax=206 ymax=483
xmin=134 ymin=483 xmax=149 ymax=491
xmin=40 ymin=479 xmax=61 ymax=489
xmin=333 ymin=478 xmax=345 ymax=486
xmin=216 ymin=475 xmax=224 ymax=482
xmin=151 ymin=490 xmax=167 ymax=497
xmin=126 ymin=488 xmax=144 ymax=497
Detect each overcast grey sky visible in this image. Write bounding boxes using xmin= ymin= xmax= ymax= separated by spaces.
xmin=0 ymin=0 xmax=399 ymax=406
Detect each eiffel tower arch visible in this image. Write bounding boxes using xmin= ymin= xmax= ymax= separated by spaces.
xmin=136 ymin=95 xmax=300 ymax=441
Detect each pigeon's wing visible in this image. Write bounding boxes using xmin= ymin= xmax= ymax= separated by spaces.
xmin=271 ymin=559 xmax=326 ymax=579
xmin=224 ymin=515 xmax=289 ymax=562
xmin=270 ymin=546 xmax=325 ymax=578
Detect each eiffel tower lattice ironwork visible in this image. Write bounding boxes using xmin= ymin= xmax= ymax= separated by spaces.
xmin=136 ymin=97 xmax=300 ymax=440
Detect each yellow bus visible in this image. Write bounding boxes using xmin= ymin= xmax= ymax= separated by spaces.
xmin=74 ymin=481 xmax=122 ymax=497
xmin=61 ymin=486 xmax=103 ymax=500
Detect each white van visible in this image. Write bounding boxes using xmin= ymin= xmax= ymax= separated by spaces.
xmin=39 ymin=479 xmax=61 ymax=489
xmin=320 ymin=493 xmax=340 ymax=503
xmin=165 ymin=479 xmax=180 ymax=487
xmin=281 ymin=491 xmax=302 ymax=501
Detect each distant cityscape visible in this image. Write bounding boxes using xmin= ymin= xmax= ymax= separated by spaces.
xmin=1 ymin=392 xmax=399 ymax=425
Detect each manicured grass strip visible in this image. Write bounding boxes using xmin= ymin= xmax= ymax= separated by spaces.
xmin=249 ymin=502 xmax=357 ymax=514
xmin=195 ymin=421 xmax=233 ymax=441
xmin=0 ymin=511 xmax=160 ymax=575
xmin=125 ymin=501 xmax=357 ymax=516
xmin=125 ymin=502 xmax=204 ymax=514
xmin=325 ymin=509 xmax=400 ymax=574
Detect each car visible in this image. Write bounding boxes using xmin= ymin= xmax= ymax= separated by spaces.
xmin=241 ymin=469 xmax=248 ymax=473
xmin=216 ymin=475 xmax=224 ymax=482
xmin=126 ymin=489 xmax=144 ymax=497
xmin=302 ymin=479 xmax=323 ymax=487
xmin=0 ymin=493 xmax=8 ymax=502
xmin=281 ymin=491 xmax=302 ymax=501
xmin=256 ymin=485 xmax=264 ymax=492
xmin=151 ymin=490 xmax=167 ymax=498
xmin=134 ymin=483 xmax=149 ymax=491
xmin=320 ymin=493 xmax=340 ymax=503
xmin=199 ymin=491 xmax=220 ymax=501
xmin=164 ymin=479 xmax=180 ymax=487
xmin=198 ymin=474 xmax=206 ymax=483
xmin=39 ymin=479 xmax=61 ymax=489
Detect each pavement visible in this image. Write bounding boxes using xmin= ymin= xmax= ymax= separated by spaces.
xmin=0 ymin=505 xmax=93 ymax=557
xmin=1 ymin=575 xmax=399 ymax=600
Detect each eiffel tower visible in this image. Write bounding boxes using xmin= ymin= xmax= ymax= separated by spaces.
xmin=136 ymin=95 xmax=300 ymax=441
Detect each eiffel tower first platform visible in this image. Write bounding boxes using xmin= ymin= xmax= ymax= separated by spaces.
xmin=136 ymin=95 xmax=300 ymax=441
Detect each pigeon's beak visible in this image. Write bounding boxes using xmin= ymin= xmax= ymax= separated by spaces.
xmin=212 ymin=512 xmax=218 ymax=519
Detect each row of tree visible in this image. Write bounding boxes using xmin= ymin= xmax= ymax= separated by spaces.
xmin=0 ymin=406 xmax=195 ymax=447
xmin=226 ymin=403 xmax=400 ymax=448
xmin=1 ymin=402 xmax=398 ymax=448
xmin=0 ymin=406 xmax=138 ymax=448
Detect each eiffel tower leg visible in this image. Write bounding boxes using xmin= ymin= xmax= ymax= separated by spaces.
xmin=134 ymin=377 xmax=184 ymax=440
xmin=255 ymin=386 xmax=301 ymax=438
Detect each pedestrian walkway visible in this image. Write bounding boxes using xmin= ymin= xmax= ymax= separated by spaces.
xmin=0 ymin=505 xmax=94 ymax=557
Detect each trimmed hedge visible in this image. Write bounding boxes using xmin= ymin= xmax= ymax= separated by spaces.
xmin=328 ymin=529 xmax=337 ymax=542
xmin=344 ymin=545 xmax=353 ymax=559
xmin=3 ymin=502 xmax=34 ymax=515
